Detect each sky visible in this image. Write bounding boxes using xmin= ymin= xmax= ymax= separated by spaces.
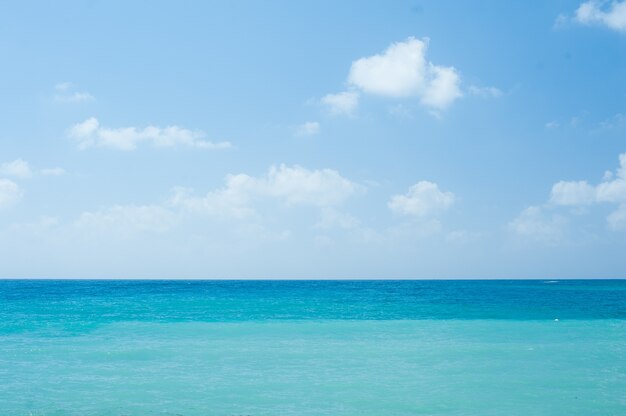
xmin=1 ymin=0 xmax=626 ymax=279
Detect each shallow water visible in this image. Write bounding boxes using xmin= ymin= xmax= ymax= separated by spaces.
xmin=1 ymin=280 xmax=625 ymax=415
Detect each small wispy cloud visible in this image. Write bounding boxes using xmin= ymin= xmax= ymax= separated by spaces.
xmin=0 ymin=179 xmax=22 ymax=208
xmin=295 ymin=121 xmax=320 ymax=137
xmin=40 ymin=167 xmax=66 ymax=176
xmin=68 ymin=117 xmax=233 ymax=151
xmin=560 ymin=1 xmax=626 ymax=33
xmin=0 ymin=158 xmax=32 ymax=178
xmin=1 ymin=159 xmax=66 ymax=179
xmin=468 ymin=85 xmax=502 ymax=98
xmin=54 ymin=82 xmax=95 ymax=103
xmin=575 ymin=0 xmax=626 ymax=32
xmin=75 ymin=204 xmax=179 ymax=234
xmin=321 ymin=91 xmax=360 ymax=116
xmin=508 ymin=205 xmax=567 ymax=244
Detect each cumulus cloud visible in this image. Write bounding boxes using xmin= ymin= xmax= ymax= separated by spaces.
xmin=170 ymin=182 xmax=255 ymax=220
xmin=550 ymin=153 xmax=626 ymax=209
xmin=0 ymin=159 xmax=32 ymax=178
xmin=574 ymin=0 xmax=626 ymax=31
xmin=349 ymin=37 xmax=428 ymax=97
xmin=514 ymin=152 xmax=626 ymax=235
xmin=339 ymin=37 xmax=462 ymax=111
xmin=421 ymin=65 xmax=463 ymax=110
xmin=550 ymin=180 xmax=596 ymax=206
xmin=388 ymin=181 xmax=455 ymax=217
xmin=0 ymin=179 xmax=22 ymax=208
xmin=172 ymin=165 xmax=364 ymax=220
xmin=295 ymin=121 xmax=320 ymax=137
xmin=321 ymin=91 xmax=360 ymax=116
xmin=68 ymin=117 xmax=232 ymax=151
xmin=607 ymin=204 xmax=626 ymax=230
xmin=256 ymin=165 xmax=364 ymax=206
xmin=508 ymin=206 xmax=567 ymax=243
xmin=68 ymin=167 xmax=353 ymax=238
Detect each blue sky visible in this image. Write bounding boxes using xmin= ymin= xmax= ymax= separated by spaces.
xmin=1 ymin=0 xmax=626 ymax=278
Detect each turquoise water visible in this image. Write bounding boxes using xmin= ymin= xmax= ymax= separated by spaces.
xmin=1 ymin=280 xmax=625 ymax=415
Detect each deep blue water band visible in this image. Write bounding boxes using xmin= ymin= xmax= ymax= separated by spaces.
xmin=2 ymin=280 xmax=625 ymax=335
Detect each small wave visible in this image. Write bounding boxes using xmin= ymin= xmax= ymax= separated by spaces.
xmin=543 ymin=280 xmax=559 ymax=284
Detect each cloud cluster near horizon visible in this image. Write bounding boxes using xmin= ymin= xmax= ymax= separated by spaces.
xmin=0 ymin=158 xmax=65 ymax=210
xmin=550 ymin=153 xmax=626 ymax=230
xmin=6 ymin=160 xmax=460 ymax=250
xmin=510 ymin=153 xmax=626 ymax=242
xmin=171 ymin=164 xmax=365 ymax=221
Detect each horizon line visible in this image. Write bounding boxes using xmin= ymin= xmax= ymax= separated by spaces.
xmin=1 ymin=277 xmax=625 ymax=281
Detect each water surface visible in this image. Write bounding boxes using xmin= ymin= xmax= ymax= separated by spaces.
xmin=1 ymin=280 xmax=625 ymax=415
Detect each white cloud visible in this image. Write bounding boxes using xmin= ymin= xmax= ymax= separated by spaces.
xmin=546 ymin=121 xmax=560 ymax=129
xmin=68 ymin=117 xmax=232 ymax=151
xmin=55 ymin=82 xmax=72 ymax=91
xmin=574 ymin=0 xmax=626 ymax=32
xmin=0 ymin=179 xmax=22 ymax=208
xmin=508 ymin=205 xmax=566 ymax=243
xmin=607 ymin=204 xmax=626 ymax=230
xmin=295 ymin=121 xmax=320 ymax=137
xmin=421 ymin=65 xmax=463 ymax=110
xmin=599 ymin=113 xmax=626 ymax=130
xmin=551 ymin=154 xmax=626 ymax=210
xmin=343 ymin=37 xmax=462 ymax=111
xmin=388 ymin=181 xmax=455 ymax=217
xmin=170 ymin=183 xmax=255 ymax=220
xmin=41 ymin=167 xmax=66 ymax=176
xmin=0 ymin=159 xmax=32 ymax=178
xmin=261 ymin=165 xmax=363 ymax=206
xmin=171 ymin=164 xmax=364 ymax=220
xmin=54 ymin=82 xmax=94 ymax=103
xmin=349 ymin=37 xmax=428 ymax=97
xmin=75 ymin=205 xmax=178 ymax=234
xmin=56 ymin=92 xmax=94 ymax=103
xmin=550 ymin=180 xmax=596 ymax=206
xmin=517 ymin=153 xmax=626 ymax=234
xmin=321 ymin=91 xmax=359 ymax=116
xmin=596 ymin=153 xmax=626 ymax=203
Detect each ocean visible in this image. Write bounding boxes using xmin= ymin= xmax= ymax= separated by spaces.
xmin=1 ymin=279 xmax=625 ymax=415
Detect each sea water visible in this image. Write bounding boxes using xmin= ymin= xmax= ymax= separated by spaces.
xmin=0 ymin=280 xmax=625 ymax=415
